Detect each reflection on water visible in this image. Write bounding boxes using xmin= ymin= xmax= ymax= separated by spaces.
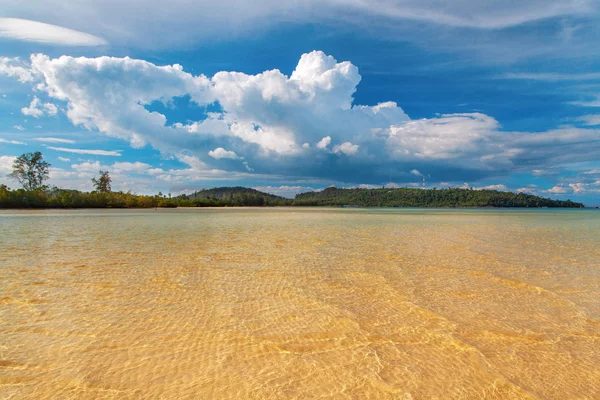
xmin=0 ymin=208 xmax=599 ymax=399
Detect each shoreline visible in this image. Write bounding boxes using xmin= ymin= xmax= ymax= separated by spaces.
xmin=0 ymin=205 xmax=595 ymax=210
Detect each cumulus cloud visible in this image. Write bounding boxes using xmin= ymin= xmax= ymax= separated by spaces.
xmin=0 ymin=155 xmax=17 ymax=175
xmin=475 ymin=184 xmax=507 ymax=191
xmin=47 ymin=147 xmax=121 ymax=156
xmin=547 ymin=185 xmax=571 ymax=194
xmin=517 ymin=185 xmax=538 ymax=194
xmin=0 ymin=18 xmax=107 ymax=46
xmin=21 ymin=96 xmax=59 ymax=118
xmin=111 ymin=161 xmax=153 ymax=173
xmin=569 ymin=183 xmax=587 ymax=193
xmin=333 ymin=142 xmax=359 ymax=156
xmin=208 ymin=148 xmax=241 ymax=159
xmin=316 ymin=136 xmax=331 ymax=150
xmin=3 ymin=50 xmax=600 ymax=187
xmin=0 ymin=57 xmax=34 ymax=82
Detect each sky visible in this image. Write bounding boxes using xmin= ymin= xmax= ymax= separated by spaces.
xmin=0 ymin=1 xmax=599 ymax=205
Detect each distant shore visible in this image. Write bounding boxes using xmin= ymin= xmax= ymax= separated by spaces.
xmin=0 ymin=185 xmax=586 ymax=209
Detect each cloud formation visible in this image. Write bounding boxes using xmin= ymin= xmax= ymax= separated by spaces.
xmin=0 ymin=57 xmax=34 ymax=82
xmin=1 ymin=1 xmax=592 ymax=49
xmin=0 ymin=18 xmax=107 ymax=46
xmin=208 ymin=148 xmax=241 ymax=160
xmin=0 ymin=138 xmax=26 ymax=145
xmin=21 ymin=96 xmax=58 ymax=118
xmin=47 ymin=147 xmax=122 ymax=156
xmin=2 ymin=51 xmax=600 ymax=187
xmin=33 ymin=137 xmax=75 ymax=144
xmin=0 ymin=155 xmax=16 ymax=176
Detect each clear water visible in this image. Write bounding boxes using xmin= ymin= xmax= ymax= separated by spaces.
xmin=0 ymin=208 xmax=599 ymax=399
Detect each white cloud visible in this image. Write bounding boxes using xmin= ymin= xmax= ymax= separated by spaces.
xmin=517 ymin=185 xmax=538 ymax=194
xmin=3 ymin=50 xmax=600 ymax=187
xmin=57 ymin=156 xmax=70 ymax=162
xmin=500 ymin=72 xmax=600 ymax=81
xmin=243 ymin=161 xmax=254 ymax=172
xmin=47 ymin=147 xmax=121 ymax=156
xmin=410 ymin=169 xmax=422 ymax=176
xmin=476 ymin=184 xmax=507 ymax=191
xmin=547 ymin=185 xmax=571 ymax=194
xmin=316 ymin=136 xmax=331 ymax=149
xmin=33 ymin=137 xmax=75 ymax=144
xmin=0 ymin=57 xmax=34 ymax=82
xmin=253 ymin=185 xmax=315 ymax=198
xmin=22 ymin=101 xmax=42 ymax=117
xmin=532 ymin=169 xmax=560 ymax=177
xmin=208 ymin=148 xmax=241 ymax=160
xmin=44 ymin=103 xmax=58 ymax=116
xmin=570 ymin=97 xmax=600 ymax=108
xmin=71 ymin=161 xmax=102 ymax=173
xmin=0 ymin=18 xmax=107 ymax=46
xmin=0 ymin=1 xmax=590 ymax=51
xmin=0 ymin=138 xmax=26 ymax=145
xmin=385 ymin=113 xmax=512 ymax=170
xmin=569 ymin=183 xmax=587 ymax=193
xmin=111 ymin=161 xmax=153 ymax=173
xmin=333 ymin=141 xmax=359 ymax=156
xmin=21 ymin=96 xmax=59 ymax=118
xmin=0 ymin=155 xmax=17 ymax=175
xmin=13 ymin=125 xmax=25 ymax=131
xmin=577 ymin=114 xmax=600 ymax=126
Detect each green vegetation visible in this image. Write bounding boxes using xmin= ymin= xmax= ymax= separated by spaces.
xmin=0 ymin=185 xmax=584 ymax=209
xmin=8 ymin=151 xmax=50 ymax=191
xmin=92 ymin=170 xmax=112 ymax=192
xmin=0 ymin=185 xmax=291 ymax=209
xmin=185 ymin=186 xmax=291 ymax=206
xmin=293 ymin=187 xmax=583 ymax=208
xmin=0 ymin=185 xmax=178 ymax=208
xmin=0 ymin=151 xmax=584 ymax=209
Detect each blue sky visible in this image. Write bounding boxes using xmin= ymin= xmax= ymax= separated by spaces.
xmin=0 ymin=1 xmax=599 ymax=205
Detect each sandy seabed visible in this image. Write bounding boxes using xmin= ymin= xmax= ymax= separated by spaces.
xmin=1 ymin=208 xmax=599 ymax=399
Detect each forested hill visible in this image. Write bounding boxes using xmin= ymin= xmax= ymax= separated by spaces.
xmin=292 ymin=187 xmax=584 ymax=208
xmin=0 ymin=185 xmax=585 ymax=208
xmin=183 ymin=186 xmax=290 ymax=206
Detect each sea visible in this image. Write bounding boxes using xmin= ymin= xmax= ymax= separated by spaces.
xmin=1 ymin=208 xmax=598 ymax=399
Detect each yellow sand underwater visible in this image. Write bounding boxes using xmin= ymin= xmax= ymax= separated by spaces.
xmin=0 ymin=208 xmax=598 ymax=399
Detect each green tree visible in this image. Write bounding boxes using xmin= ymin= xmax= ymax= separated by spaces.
xmin=8 ymin=151 xmax=50 ymax=190
xmin=92 ymin=170 xmax=112 ymax=192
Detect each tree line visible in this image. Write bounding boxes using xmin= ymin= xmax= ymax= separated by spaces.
xmin=0 ymin=151 xmax=585 ymax=208
xmin=293 ymin=187 xmax=583 ymax=208
xmin=0 ymin=151 xmax=291 ymax=208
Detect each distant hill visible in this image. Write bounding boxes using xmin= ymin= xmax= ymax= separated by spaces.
xmin=181 ymin=186 xmax=290 ymax=206
xmin=0 ymin=185 xmax=585 ymax=208
xmin=292 ymin=187 xmax=584 ymax=208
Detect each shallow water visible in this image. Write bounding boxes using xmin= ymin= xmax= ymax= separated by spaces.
xmin=0 ymin=208 xmax=599 ymax=399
